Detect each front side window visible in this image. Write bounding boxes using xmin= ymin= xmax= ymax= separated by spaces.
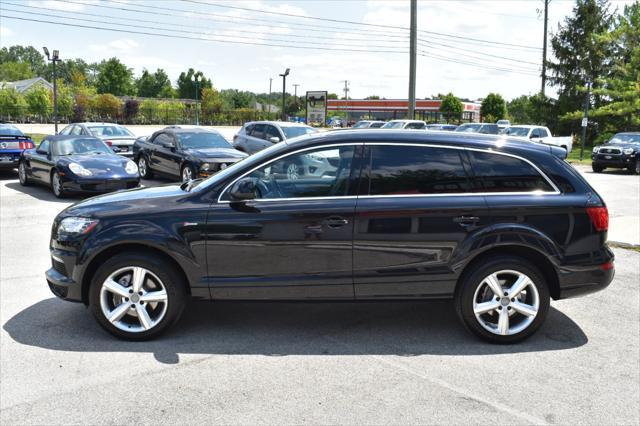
xmin=468 ymin=150 xmax=555 ymax=193
xmin=38 ymin=139 xmax=50 ymax=153
xmin=281 ymin=126 xmax=317 ymax=139
xmin=530 ymin=128 xmax=541 ymax=138
xmin=405 ymin=122 xmax=425 ymax=129
xmin=538 ymin=128 xmax=549 ymax=138
xmin=264 ymin=125 xmax=282 ymax=141
xmin=70 ymin=126 xmax=83 ymax=136
xmin=366 ymin=145 xmax=471 ymax=195
xmin=223 ymin=145 xmax=355 ymax=200
xmin=59 ymin=125 xmax=73 ymax=135
xmin=87 ymin=125 xmax=134 ymax=137
xmin=153 ymin=133 xmax=172 ymax=146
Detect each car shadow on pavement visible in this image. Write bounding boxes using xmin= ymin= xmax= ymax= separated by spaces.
xmin=4 ymin=181 xmax=83 ymax=203
xmin=4 ymin=298 xmax=588 ymax=364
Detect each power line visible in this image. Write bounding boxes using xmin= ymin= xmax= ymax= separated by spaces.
xmin=1 ymin=7 xmax=408 ymax=51
xmin=417 ymin=39 xmax=540 ymax=68
xmin=185 ymin=0 xmax=542 ymax=50
xmin=418 ymin=52 xmax=540 ymax=76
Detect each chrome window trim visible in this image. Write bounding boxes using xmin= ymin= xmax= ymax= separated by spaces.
xmin=216 ymin=142 xmax=561 ymax=204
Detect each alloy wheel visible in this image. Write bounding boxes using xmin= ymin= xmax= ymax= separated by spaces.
xmin=182 ymin=166 xmax=193 ymax=182
xmin=472 ymin=270 xmax=540 ymax=336
xmin=99 ymin=266 xmax=169 ymax=333
xmin=286 ymin=163 xmax=299 ymax=180
xmin=18 ymin=162 xmax=27 ymax=184
xmin=52 ymin=173 xmax=62 ymax=197
xmin=138 ymin=158 xmax=147 ymax=177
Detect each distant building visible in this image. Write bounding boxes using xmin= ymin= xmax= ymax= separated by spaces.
xmin=327 ymin=98 xmax=481 ymax=122
xmin=253 ymin=101 xmax=279 ymax=113
xmin=1 ymin=77 xmax=53 ymax=94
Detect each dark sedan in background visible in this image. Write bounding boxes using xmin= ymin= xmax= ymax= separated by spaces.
xmin=133 ymin=127 xmax=247 ymax=182
xmin=0 ymin=124 xmax=35 ymax=172
xmin=592 ymin=132 xmax=640 ymax=174
xmin=19 ymin=135 xmax=140 ymax=198
xmin=59 ymin=122 xmax=137 ymax=157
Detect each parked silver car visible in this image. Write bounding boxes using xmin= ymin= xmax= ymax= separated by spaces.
xmin=59 ymin=122 xmax=137 ymax=157
xmin=233 ymin=121 xmax=318 ymax=155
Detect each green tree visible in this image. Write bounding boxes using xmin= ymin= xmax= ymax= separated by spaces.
xmin=176 ymin=68 xmax=212 ymax=99
xmin=0 ymin=61 xmax=35 ymax=81
xmin=506 ymin=95 xmax=531 ymax=124
xmin=365 ymin=95 xmax=381 ymax=100
xmin=201 ymin=88 xmax=224 ymax=114
xmin=439 ymin=92 xmax=464 ymax=123
xmin=24 ymin=86 xmax=52 ymax=116
xmin=93 ymin=93 xmax=122 ymax=119
xmin=136 ymin=68 xmax=174 ymax=98
xmin=0 ymin=45 xmax=47 ymax=76
xmin=55 ymin=80 xmax=75 ymax=119
xmin=95 ymin=58 xmax=135 ymax=95
xmin=548 ymin=0 xmax=613 ymax=135
xmin=0 ymin=88 xmax=27 ymax=117
xmin=480 ymin=93 xmax=507 ymax=122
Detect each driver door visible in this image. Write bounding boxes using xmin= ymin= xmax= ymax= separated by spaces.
xmin=205 ymin=144 xmax=363 ymax=300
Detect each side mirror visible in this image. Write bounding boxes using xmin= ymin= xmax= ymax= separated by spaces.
xmin=162 ymin=141 xmax=175 ymax=149
xmin=269 ymin=136 xmax=280 ymax=144
xmin=529 ymin=134 xmax=537 ymax=139
xmin=228 ymin=177 xmax=258 ymax=201
xmin=36 ymin=149 xmax=47 ymax=155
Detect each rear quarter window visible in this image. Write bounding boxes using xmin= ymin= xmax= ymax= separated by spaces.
xmin=468 ymin=150 xmax=555 ymax=193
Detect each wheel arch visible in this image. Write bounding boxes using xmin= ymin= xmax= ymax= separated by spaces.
xmin=455 ymin=245 xmax=561 ymax=300
xmin=80 ymin=243 xmax=192 ymax=305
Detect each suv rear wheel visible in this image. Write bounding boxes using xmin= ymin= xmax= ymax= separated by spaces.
xmin=89 ymin=252 xmax=187 ymax=340
xmin=455 ymin=256 xmax=550 ymax=343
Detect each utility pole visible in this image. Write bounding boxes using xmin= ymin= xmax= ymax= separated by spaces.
xmin=541 ymin=0 xmax=549 ymax=95
xmin=408 ymin=0 xmax=417 ymax=119
xmin=579 ymin=81 xmax=591 ymax=161
xmin=343 ymin=80 xmax=350 ymax=126
xmin=293 ymin=84 xmax=299 ymax=97
xmin=268 ymin=77 xmax=273 ymax=117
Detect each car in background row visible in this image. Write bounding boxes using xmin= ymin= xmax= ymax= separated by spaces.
xmin=59 ymin=123 xmax=137 ymax=157
xmin=592 ymin=132 xmax=640 ymax=174
xmin=134 ymin=127 xmax=247 ymax=182
xmin=496 ymin=119 xmax=511 ymax=130
xmin=19 ymin=135 xmax=139 ymax=198
xmin=352 ymin=120 xmax=386 ymax=129
xmin=381 ymin=120 xmax=427 ymax=129
xmin=504 ymin=125 xmax=573 ymax=153
xmin=0 ymin=124 xmax=35 ymax=172
xmin=426 ymin=124 xmax=458 ymax=131
xmin=233 ymin=121 xmax=318 ymax=155
xmin=455 ymin=123 xmax=501 ymax=135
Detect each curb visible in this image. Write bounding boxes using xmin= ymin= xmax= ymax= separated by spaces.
xmin=609 ymin=241 xmax=640 ymax=251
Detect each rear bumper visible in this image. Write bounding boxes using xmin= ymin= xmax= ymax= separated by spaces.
xmin=556 ymin=257 xmax=615 ymax=300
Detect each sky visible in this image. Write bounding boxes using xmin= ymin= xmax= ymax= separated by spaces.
xmin=0 ymin=0 xmax=634 ymax=101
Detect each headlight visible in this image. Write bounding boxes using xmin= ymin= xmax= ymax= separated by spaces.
xmin=623 ymin=148 xmax=634 ymax=155
xmin=125 ymin=160 xmax=138 ymax=174
xmin=592 ymin=146 xmax=599 ymax=153
xmin=68 ymin=163 xmax=92 ymax=176
xmin=201 ymin=163 xmax=210 ymax=172
xmin=58 ymin=217 xmax=99 ymax=235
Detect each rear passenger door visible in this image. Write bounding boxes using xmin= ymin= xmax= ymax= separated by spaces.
xmin=353 ymin=144 xmax=489 ymax=299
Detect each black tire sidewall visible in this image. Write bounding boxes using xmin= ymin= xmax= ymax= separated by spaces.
xmin=89 ymin=252 xmax=187 ymax=341
xmin=456 ymin=256 xmax=550 ymax=344
xmin=181 ymin=164 xmax=195 ymax=182
xmin=51 ymin=171 xmax=64 ymax=198
xmin=18 ymin=161 xmax=29 ymax=186
xmin=138 ymin=156 xmax=152 ymax=179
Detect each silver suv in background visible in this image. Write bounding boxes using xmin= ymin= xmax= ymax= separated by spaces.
xmin=233 ymin=121 xmax=318 ymax=155
xmin=59 ymin=122 xmax=137 ymax=157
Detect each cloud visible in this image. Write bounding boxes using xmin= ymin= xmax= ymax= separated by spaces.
xmin=0 ymin=25 xmax=14 ymax=37
xmin=89 ymin=39 xmax=140 ymax=53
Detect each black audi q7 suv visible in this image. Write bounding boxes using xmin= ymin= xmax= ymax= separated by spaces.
xmin=46 ymin=130 xmax=614 ymax=343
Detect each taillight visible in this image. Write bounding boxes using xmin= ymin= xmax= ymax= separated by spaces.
xmin=19 ymin=141 xmax=34 ymax=149
xmin=587 ymin=206 xmax=608 ymax=232
xmin=600 ymin=261 xmax=614 ymax=271
xmin=104 ymin=140 xmax=113 ymax=146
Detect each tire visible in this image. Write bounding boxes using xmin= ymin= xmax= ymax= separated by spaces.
xmin=592 ymin=164 xmax=604 ymax=173
xmin=137 ymin=155 xmax=153 ymax=179
xmin=628 ymin=159 xmax=640 ymax=175
xmin=51 ymin=170 xmax=65 ymax=198
xmin=18 ymin=161 xmax=30 ymax=186
xmin=181 ymin=164 xmax=195 ymax=183
xmin=89 ymin=251 xmax=187 ymax=341
xmin=455 ymin=256 xmax=550 ymax=344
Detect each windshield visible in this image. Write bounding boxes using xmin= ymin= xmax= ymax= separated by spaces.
xmin=177 ymin=132 xmax=232 ymax=149
xmin=369 ymin=122 xmax=384 ymax=128
xmin=87 ymin=125 xmax=134 ymax=137
xmin=52 ymin=138 xmax=113 ymax=155
xmin=497 ymin=120 xmax=510 ymax=125
xmin=455 ymin=124 xmax=481 ymax=132
xmin=352 ymin=121 xmax=370 ymax=129
xmin=381 ymin=121 xmax=405 ymax=129
xmin=0 ymin=125 xmax=24 ymax=136
xmin=610 ymin=133 xmax=640 ymax=144
xmin=281 ymin=126 xmax=318 ymax=139
xmin=478 ymin=124 xmax=499 ymax=134
xmin=504 ymin=127 xmax=530 ymax=137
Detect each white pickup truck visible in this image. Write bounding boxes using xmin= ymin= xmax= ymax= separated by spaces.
xmin=504 ymin=125 xmax=573 ymax=153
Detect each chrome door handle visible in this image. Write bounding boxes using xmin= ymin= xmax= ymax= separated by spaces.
xmin=324 ymin=217 xmax=349 ymax=228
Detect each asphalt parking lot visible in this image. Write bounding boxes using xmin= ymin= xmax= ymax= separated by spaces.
xmin=0 ymin=166 xmax=638 ymax=425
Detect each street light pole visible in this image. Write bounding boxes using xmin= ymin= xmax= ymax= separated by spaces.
xmin=580 ymin=81 xmax=591 ymax=161
xmin=268 ymin=77 xmax=273 ymax=118
xmin=279 ymin=68 xmax=290 ymax=121
xmin=408 ymin=0 xmax=417 ymax=119
xmin=191 ymin=74 xmax=202 ymax=125
xmin=43 ymin=47 xmax=60 ymax=133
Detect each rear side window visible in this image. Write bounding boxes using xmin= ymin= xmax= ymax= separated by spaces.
xmin=405 ymin=122 xmax=425 ymax=129
xmin=365 ymin=146 xmax=471 ymax=195
xmin=250 ymin=124 xmax=265 ymax=139
xmin=468 ymin=151 xmax=555 ymax=193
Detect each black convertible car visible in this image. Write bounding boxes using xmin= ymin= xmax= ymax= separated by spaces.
xmin=133 ymin=127 xmax=247 ymax=182
xmin=19 ymin=135 xmax=140 ymax=198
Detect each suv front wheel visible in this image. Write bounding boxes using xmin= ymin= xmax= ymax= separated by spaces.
xmin=455 ymin=256 xmax=550 ymax=343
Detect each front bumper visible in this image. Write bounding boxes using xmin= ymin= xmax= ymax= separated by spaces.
xmin=61 ymin=176 xmax=139 ymax=193
xmin=45 ymin=248 xmax=83 ymax=302
xmin=591 ymin=153 xmax=636 ymax=168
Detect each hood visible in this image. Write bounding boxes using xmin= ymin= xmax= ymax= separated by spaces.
xmin=61 ymin=184 xmax=187 ymax=218
xmin=184 ymin=147 xmax=247 ymax=160
xmin=599 ymin=143 xmax=639 ymax=150
xmin=57 ymin=154 xmax=133 ymax=176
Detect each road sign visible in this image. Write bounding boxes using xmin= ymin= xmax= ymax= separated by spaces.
xmin=581 ymin=117 xmax=588 ymax=127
